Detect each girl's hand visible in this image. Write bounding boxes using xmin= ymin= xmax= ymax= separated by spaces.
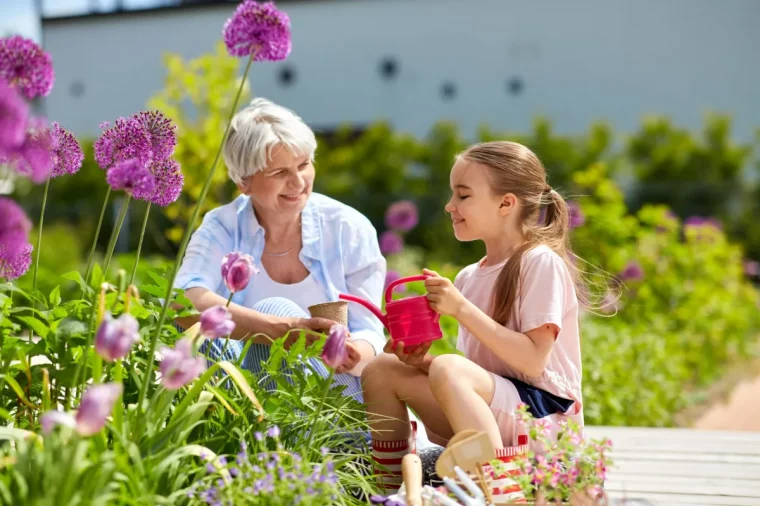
xmin=384 ymin=340 xmax=433 ymax=371
xmin=335 ymin=341 xmax=361 ymax=374
xmin=423 ymin=268 xmax=466 ymax=318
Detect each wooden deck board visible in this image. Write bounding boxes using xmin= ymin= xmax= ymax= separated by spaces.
xmin=585 ymin=426 xmax=760 ymax=506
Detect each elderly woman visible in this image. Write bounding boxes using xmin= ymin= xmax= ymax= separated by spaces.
xmin=174 ymin=98 xmax=386 ymax=400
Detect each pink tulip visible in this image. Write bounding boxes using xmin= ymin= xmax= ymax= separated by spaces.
xmin=200 ymin=305 xmax=236 ymax=339
xmin=321 ymin=324 xmax=348 ymax=369
xmin=40 ymin=410 xmax=76 ymax=434
xmin=159 ymin=338 xmax=206 ymax=390
xmin=75 ymin=383 xmax=122 ymax=436
xmin=221 ymin=252 xmax=257 ymax=293
xmin=95 ymin=313 xmax=140 ymax=362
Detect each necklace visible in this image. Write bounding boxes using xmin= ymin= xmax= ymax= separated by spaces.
xmin=265 ymin=248 xmax=294 ymax=257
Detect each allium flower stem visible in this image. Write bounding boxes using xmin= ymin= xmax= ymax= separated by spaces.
xmin=129 ymin=202 xmax=151 ymax=286
xmin=138 ymin=53 xmax=256 ymax=411
xmin=75 ymin=195 xmax=131 ymax=392
xmin=103 ymin=195 xmax=132 ymax=275
xmin=84 ymin=187 xmax=112 ymax=286
xmin=31 ymin=175 xmax=50 ymax=293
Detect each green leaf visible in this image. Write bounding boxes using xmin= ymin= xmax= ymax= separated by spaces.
xmin=49 ymin=286 xmax=61 ymax=307
xmin=0 ymin=375 xmax=37 ymax=410
xmin=217 ymin=361 xmax=264 ymax=420
xmin=16 ymin=316 xmax=49 ymax=338
xmin=0 ymin=426 xmax=35 ymax=442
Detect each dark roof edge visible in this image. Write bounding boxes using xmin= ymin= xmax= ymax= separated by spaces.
xmin=41 ymin=0 xmax=317 ymax=24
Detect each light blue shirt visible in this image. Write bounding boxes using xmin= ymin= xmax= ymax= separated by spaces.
xmin=174 ymin=193 xmax=387 ymax=355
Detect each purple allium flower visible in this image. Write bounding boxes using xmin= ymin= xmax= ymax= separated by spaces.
xmin=0 ymin=79 xmax=28 ymax=157
xmin=132 ymin=110 xmax=177 ymax=162
xmin=94 ymin=117 xmax=152 ymax=171
xmin=8 ymin=123 xmax=53 ymax=183
xmin=745 ymin=260 xmax=760 ymax=277
xmin=619 ymin=261 xmax=644 ymax=282
xmin=159 ymin=337 xmax=206 ymax=390
xmin=40 ymin=410 xmax=77 ymax=434
xmin=567 ymin=200 xmax=585 ymax=229
xmin=384 ymin=270 xmax=407 ymax=295
xmin=221 ymin=252 xmax=258 ymax=293
xmin=0 ymin=36 xmax=55 ymax=99
xmin=95 ymin=313 xmax=140 ymax=362
xmin=223 ymin=1 xmax=292 ymax=61
xmin=75 ymin=382 xmax=122 ymax=436
xmin=321 ymin=324 xmax=348 ymax=370
xmin=267 ymin=425 xmax=280 ymax=438
xmin=144 ymin=158 xmax=183 ymax=207
xmin=379 ymin=230 xmax=404 ymax=255
xmin=385 ymin=200 xmax=418 ymax=232
xmin=685 ymin=216 xmax=722 ymax=230
xmin=106 ymin=158 xmax=156 ymax=196
xmin=49 ymin=122 xmax=83 ymax=178
xmin=200 ymin=305 xmax=236 ymax=339
xmin=0 ymin=197 xmax=32 ymax=257
xmin=0 ymin=243 xmax=32 ymax=280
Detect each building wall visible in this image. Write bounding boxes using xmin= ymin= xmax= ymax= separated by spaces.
xmin=41 ymin=0 xmax=760 ymax=140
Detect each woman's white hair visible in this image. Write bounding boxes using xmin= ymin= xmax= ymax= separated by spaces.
xmin=223 ymin=98 xmax=317 ymax=185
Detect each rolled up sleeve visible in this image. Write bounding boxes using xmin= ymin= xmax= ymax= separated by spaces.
xmin=174 ymin=212 xmax=232 ymax=295
xmin=343 ymin=224 xmax=387 ymax=356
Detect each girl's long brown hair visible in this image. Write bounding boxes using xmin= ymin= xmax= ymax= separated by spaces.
xmin=459 ymin=141 xmax=588 ymax=325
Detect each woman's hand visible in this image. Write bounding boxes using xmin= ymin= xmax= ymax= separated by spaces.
xmin=335 ymin=341 xmax=362 ymax=374
xmin=384 ymin=340 xmax=433 ymax=372
xmin=423 ymin=268 xmax=466 ymax=318
xmin=270 ymin=316 xmax=337 ymax=348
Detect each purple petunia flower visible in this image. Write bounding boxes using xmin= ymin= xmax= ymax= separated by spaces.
xmin=0 ymin=36 xmax=55 ymax=99
xmin=567 ymin=200 xmax=585 ymax=229
xmin=385 ymin=200 xmax=418 ymax=232
xmin=0 ymin=197 xmax=32 ymax=258
xmin=0 ymin=242 xmax=32 ymax=280
xmin=94 ymin=117 xmax=152 ymax=171
xmin=75 ymin=382 xmax=122 ymax=436
xmin=132 ymin=110 xmax=177 ymax=162
xmin=159 ymin=337 xmax=206 ymax=390
xmin=49 ymin=122 xmax=84 ymax=178
xmin=106 ymin=158 xmax=156 ymax=196
xmin=0 ymin=79 xmax=28 ymax=157
xmin=7 ymin=121 xmax=53 ymax=183
xmin=223 ymin=1 xmax=292 ymax=61
xmin=379 ymin=230 xmax=404 ymax=255
xmin=619 ymin=261 xmax=644 ymax=282
xmin=144 ymin=158 xmax=183 ymax=207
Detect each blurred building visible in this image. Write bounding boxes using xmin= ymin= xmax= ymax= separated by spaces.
xmin=40 ymin=0 xmax=760 ymax=140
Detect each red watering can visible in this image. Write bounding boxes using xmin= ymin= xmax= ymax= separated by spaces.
xmin=339 ymin=275 xmax=442 ymax=347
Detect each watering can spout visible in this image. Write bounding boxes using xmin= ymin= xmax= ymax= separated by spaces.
xmin=338 ymin=293 xmax=388 ymax=329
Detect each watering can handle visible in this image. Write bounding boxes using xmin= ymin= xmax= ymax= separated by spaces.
xmin=385 ymin=274 xmax=429 ymax=304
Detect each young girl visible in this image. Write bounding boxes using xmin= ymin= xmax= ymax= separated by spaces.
xmin=361 ymin=141 xmax=584 ymax=503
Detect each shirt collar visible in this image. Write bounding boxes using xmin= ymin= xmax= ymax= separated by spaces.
xmin=236 ymin=194 xmax=321 ymax=261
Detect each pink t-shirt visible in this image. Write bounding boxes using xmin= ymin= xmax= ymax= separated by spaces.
xmin=455 ymin=244 xmax=583 ymax=416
